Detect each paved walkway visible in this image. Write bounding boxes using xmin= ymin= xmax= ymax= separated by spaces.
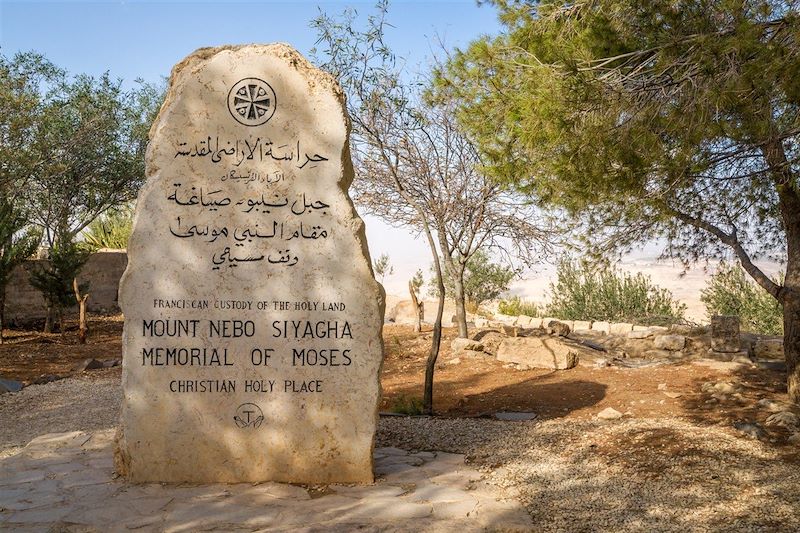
xmin=0 ymin=430 xmax=531 ymax=532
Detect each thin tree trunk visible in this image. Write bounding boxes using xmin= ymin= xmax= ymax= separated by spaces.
xmin=73 ymin=277 xmax=89 ymax=344
xmin=0 ymin=289 xmax=5 ymax=345
xmin=43 ymin=301 xmax=52 ymax=334
xmin=422 ymin=226 xmax=445 ymax=416
xmin=453 ymin=266 xmax=468 ymax=338
xmin=409 ymin=280 xmax=423 ymax=333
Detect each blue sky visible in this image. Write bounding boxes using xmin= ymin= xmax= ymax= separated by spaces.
xmin=0 ymin=1 xmax=740 ymax=314
xmin=1 ymin=0 xmax=503 ymax=297
xmin=0 ymin=1 xmax=500 ymax=87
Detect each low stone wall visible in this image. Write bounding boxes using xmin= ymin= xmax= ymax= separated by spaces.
xmin=488 ymin=313 xmax=687 ymax=335
xmin=5 ymin=251 xmax=127 ymax=324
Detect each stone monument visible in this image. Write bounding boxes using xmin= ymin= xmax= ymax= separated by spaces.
xmin=115 ymin=44 xmax=385 ymax=484
xmin=711 ymin=315 xmax=740 ymax=353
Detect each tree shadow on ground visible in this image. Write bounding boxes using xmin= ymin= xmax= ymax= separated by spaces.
xmin=679 ymin=363 xmax=800 ymax=461
xmin=377 ymin=413 xmax=800 ymax=532
xmin=384 ymin=368 xmax=607 ymax=418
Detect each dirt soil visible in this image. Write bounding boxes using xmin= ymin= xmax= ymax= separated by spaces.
xmin=0 ymin=318 xmax=796 ymax=451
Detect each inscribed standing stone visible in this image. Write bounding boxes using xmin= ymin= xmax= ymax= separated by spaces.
xmin=115 ymin=44 xmax=385 ymax=484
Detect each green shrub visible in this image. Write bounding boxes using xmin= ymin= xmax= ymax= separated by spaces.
xmin=546 ymin=259 xmax=686 ymax=325
xmin=82 ymin=206 xmax=133 ymax=250
xmin=389 ymin=395 xmax=424 ymax=416
xmin=701 ymin=263 xmax=783 ymax=335
xmin=430 ymin=250 xmax=517 ymax=308
xmin=498 ymin=296 xmax=540 ymax=317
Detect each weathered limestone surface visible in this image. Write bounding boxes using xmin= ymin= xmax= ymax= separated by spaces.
xmin=654 ymin=334 xmax=686 ymax=351
xmin=496 ymin=337 xmax=579 ymax=370
xmin=609 ymin=322 xmax=634 ymax=335
xmin=117 ymin=44 xmax=385 ymax=483
xmin=754 ymin=339 xmax=784 ymax=359
xmin=572 ymin=320 xmax=592 ymax=332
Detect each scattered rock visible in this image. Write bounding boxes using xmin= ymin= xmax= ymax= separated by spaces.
xmin=447 ymin=358 xmax=462 ymax=365
xmin=765 ymin=411 xmax=799 ymax=429
xmin=0 ymin=377 xmax=23 ymax=394
xmin=711 ymin=315 xmax=741 ymax=353
xmin=72 ymin=358 xmax=105 ymax=373
xmin=496 ymin=337 xmax=578 ymax=370
xmin=103 ymin=358 xmax=122 ymax=368
xmin=663 ymin=392 xmax=683 ymax=399
xmin=654 ymin=335 xmax=686 ymax=351
xmin=597 ymin=407 xmax=623 ymax=420
xmin=757 ymin=398 xmax=790 ymax=413
xmin=754 ymin=339 xmax=784 ymax=359
xmin=627 ymin=330 xmax=653 ymax=339
xmin=733 ymin=421 xmax=765 ymax=439
xmin=451 ymin=338 xmax=484 ymax=354
xmin=789 ymin=433 xmax=800 ymax=444
xmin=546 ymin=320 xmax=571 ymax=337
xmin=657 ymin=383 xmax=668 ymax=391
xmin=702 ymin=381 xmax=740 ymax=395
xmin=461 ymin=350 xmax=490 ymax=359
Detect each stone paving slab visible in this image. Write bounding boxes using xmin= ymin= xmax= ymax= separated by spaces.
xmin=0 ymin=430 xmax=532 ymax=532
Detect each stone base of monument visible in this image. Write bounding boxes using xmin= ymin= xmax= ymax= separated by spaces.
xmin=0 ymin=430 xmax=533 ymax=531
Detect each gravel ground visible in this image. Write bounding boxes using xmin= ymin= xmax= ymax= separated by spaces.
xmin=2 ymin=373 xmax=799 ymax=531
xmin=378 ymin=417 xmax=800 ymax=532
xmin=0 ymin=370 xmax=120 ymax=459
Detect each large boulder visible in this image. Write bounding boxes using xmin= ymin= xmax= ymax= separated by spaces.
xmin=496 ymin=337 xmax=578 ymax=370
xmin=754 ymin=339 xmax=784 ymax=359
xmin=711 ymin=315 xmax=740 ymax=353
xmin=470 ymin=329 xmax=505 ymax=355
